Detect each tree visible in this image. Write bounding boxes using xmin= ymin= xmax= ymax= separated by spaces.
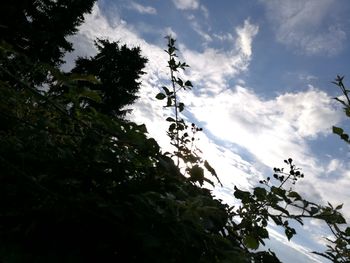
xmin=0 ymin=0 xmax=96 ymax=65
xmin=71 ymin=39 xmax=148 ymax=117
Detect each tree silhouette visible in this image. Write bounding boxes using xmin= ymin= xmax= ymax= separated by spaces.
xmin=0 ymin=0 xmax=96 ymax=65
xmin=72 ymin=39 xmax=148 ymax=117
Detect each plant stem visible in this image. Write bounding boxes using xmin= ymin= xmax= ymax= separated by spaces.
xmin=168 ymin=42 xmax=180 ymax=167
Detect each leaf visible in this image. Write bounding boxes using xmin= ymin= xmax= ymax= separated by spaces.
xmin=243 ymin=235 xmax=259 ymax=250
xmin=270 ymin=215 xmax=282 ymax=225
xmin=234 ymin=186 xmax=251 ymax=204
xmin=176 ymin=78 xmax=183 ymax=87
xmin=335 ymin=203 xmax=343 ymax=210
xmin=203 ymin=177 xmax=215 ymax=187
xmin=136 ymin=124 xmax=148 ymax=133
xmin=184 ymin=80 xmax=193 ymax=87
xmin=309 ymin=206 xmax=319 ymax=215
xmin=345 ymin=227 xmax=350 ymax=236
xmin=332 ymin=126 xmax=344 ymax=135
xmin=285 ymin=227 xmax=296 ymax=240
xmin=162 ymin=86 xmax=171 ymax=95
xmin=166 ymin=97 xmax=172 ymax=107
xmin=272 ymin=204 xmax=289 ymax=216
xmin=156 ymin=93 xmax=166 ymax=100
xmin=345 ymin=108 xmax=350 ymax=117
xmin=257 ymin=227 xmax=269 ymax=239
xmin=204 ymin=160 xmax=222 ymax=186
xmin=287 ymin=191 xmax=301 ymax=201
xmin=341 ymin=133 xmax=349 ymax=141
xmin=254 ymin=187 xmax=267 ymax=201
xmin=204 ymin=160 xmax=217 ymax=177
xmin=166 ymin=117 xmax=175 ymax=122
xmin=271 ymin=186 xmax=286 ymax=198
xmin=178 ymin=102 xmax=185 ymax=112
xmin=188 ymin=165 xmax=205 ymax=185
xmin=168 ymin=123 xmax=176 ymax=132
xmin=177 ymin=123 xmax=185 ymax=130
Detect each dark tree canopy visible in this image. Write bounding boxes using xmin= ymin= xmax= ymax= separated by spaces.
xmin=72 ymin=39 xmax=148 ymax=116
xmin=0 ymin=0 xmax=96 ymax=65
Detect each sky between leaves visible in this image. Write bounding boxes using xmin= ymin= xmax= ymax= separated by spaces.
xmin=62 ymin=0 xmax=350 ymax=262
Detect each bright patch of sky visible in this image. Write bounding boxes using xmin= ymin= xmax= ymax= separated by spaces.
xmin=62 ymin=1 xmax=350 ymax=262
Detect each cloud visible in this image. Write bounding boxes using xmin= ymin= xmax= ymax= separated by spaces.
xmin=260 ymin=0 xmax=347 ymax=56
xmin=266 ymin=227 xmax=325 ymax=263
xmin=186 ymin=14 xmax=212 ymax=42
xmin=326 ymin=158 xmax=342 ymax=174
xmin=128 ymin=2 xmax=157 ymax=15
xmin=172 ymin=0 xmax=200 ymax=10
xmin=200 ymin=5 xmax=209 ymax=18
xmin=190 ymin=86 xmax=341 ymax=168
xmin=275 ymin=86 xmax=341 ymax=138
xmin=179 ymin=19 xmax=259 ymax=93
xmin=235 ymin=19 xmax=259 ymax=57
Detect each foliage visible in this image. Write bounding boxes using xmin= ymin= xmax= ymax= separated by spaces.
xmin=0 ymin=0 xmax=96 ymax=65
xmin=332 ymin=75 xmax=350 ymax=144
xmin=313 ymin=76 xmax=350 ymax=262
xmin=233 ymin=159 xmax=347 ymax=254
xmin=71 ymin=39 xmax=148 ymax=117
xmin=156 ymin=37 xmax=221 ymax=187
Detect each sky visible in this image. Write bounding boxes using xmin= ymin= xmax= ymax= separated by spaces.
xmin=62 ymin=0 xmax=350 ymax=262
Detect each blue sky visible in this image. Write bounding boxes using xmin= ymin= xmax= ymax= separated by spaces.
xmin=63 ymin=0 xmax=350 ymax=262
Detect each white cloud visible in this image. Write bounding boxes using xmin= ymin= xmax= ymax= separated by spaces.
xmin=186 ymin=14 xmax=212 ymax=42
xmin=180 ymin=19 xmax=258 ymax=93
xmin=163 ymin=27 xmax=177 ymax=39
xmin=172 ymin=0 xmax=200 ymax=10
xmin=213 ymin=32 xmax=234 ymax=42
xmin=326 ymin=158 xmax=342 ymax=174
xmin=200 ymin=5 xmax=209 ymax=18
xmin=266 ymin=227 xmax=325 ymax=263
xmin=235 ymin=19 xmax=259 ymax=57
xmin=275 ymin=87 xmax=341 ymax=138
xmin=261 ymin=0 xmax=347 ymax=56
xmin=189 ymin=86 xmax=341 ymax=169
xmin=128 ymin=2 xmax=157 ymax=15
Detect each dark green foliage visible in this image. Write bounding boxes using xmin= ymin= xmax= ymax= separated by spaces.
xmin=71 ymin=39 xmax=148 ymax=117
xmin=0 ymin=0 xmax=96 ymax=65
xmin=158 ymin=37 xmax=221 ymax=187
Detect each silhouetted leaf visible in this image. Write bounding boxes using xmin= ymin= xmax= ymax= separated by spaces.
xmin=178 ymin=102 xmax=184 ymax=112
xmin=243 ymin=235 xmax=259 ymax=250
xmin=156 ymin=93 xmax=166 ymax=100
